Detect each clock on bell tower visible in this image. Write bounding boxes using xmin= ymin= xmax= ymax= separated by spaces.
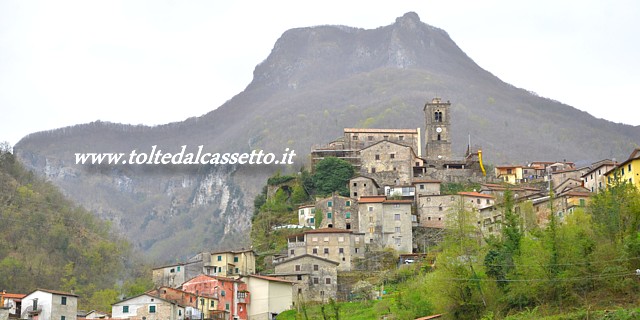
xmin=423 ymin=97 xmax=452 ymax=162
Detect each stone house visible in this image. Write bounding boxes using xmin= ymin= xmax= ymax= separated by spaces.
xmin=180 ymin=274 xmax=247 ymax=320
xmin=356 ymin=196 xmax=413 ymax=253
xmin=286 ymin=228 xmax=364 ymax=271
xmin=297 ymin=205 xmax=316 ymax=228
xmin=272 ymin=254 xmax=339 ymax=304
xmin=343 ymin=128 xmax=421 ymax=155
xmin=550 ymin=167 xmax=589 ymax=189
xmin=239 ymin=275 xmax=293 ymax=320
xmin=359 ymin=140 xmax=419 ymax=187
xmin=111 ymin=294 xmax=184 ymax=320
xmin=145 ymin=287 xmax=207 ymax=320
xmin=417 ymin=192 xmax=495 ymax=230
xmin=21 ymin=289 xmax=77 ymax=320
xmin=152 ymin=262 xmax=198 ymax=289
xmin=349 ymin=176 xmax=379 ymax=199
xmin=553 ymin=178 xmax=583 ymax=195
xmin=315 ymin=194 xmax=357 ymax=230
xmin=413 ymin=179 xmax=441 ymax=197
xmin=582 ymin=159 xmax=617 ymax=193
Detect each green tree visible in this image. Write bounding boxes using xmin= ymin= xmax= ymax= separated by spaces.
xmin=312 ymin=157 xmax=355 ymax=197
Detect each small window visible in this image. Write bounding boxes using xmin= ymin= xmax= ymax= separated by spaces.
xmin=149 ymin=305 xmax=156 ymax=313
xmin=346 ymin=200 xmax=351 ymax=206
xmin=368 ymin=136 xmax=374 ymax=141
xmin=339 ymin=248 xmax=344 ymax=254
xmin=61 ymin=296 xmax=67 ymax=305
xmin=177 ymin=266 xmax=180 ymax=271
xmin=235 ymin=268 xmax=239 ymax=273
xmin=290 ymin=249 xmax=294 ymax=255
xmin=355 ymin=248 xmax=360 ymax=253
xmin=327 ymin=212 xmax=332 ymax=219
xmin=390 ymin=153 xmax=395 ymax=159
xmin=313 ymin=264 xmax=319 ymax=271
xmin=353 ymin=182 xmax=357 ymax=187
xmin=324 ymin=248 xmax=329 ymax=254
xmin=123 ymin=306 xmax=129 ymax=313
xmin=170 ymin=268 xmax=175 ymax=273
xmin=439 ymin=206 xmax=443 ymax=211
xmin=368 ymin=206 xmax=373 ymax=212
xmin=375 ymin=154 xmax=380 ymax=160
xmin=234 ymin=256 xmax=239 ymax=263
xmin=295 ymin=265 xmax=301 ymax=271
xmin=225 ymin=303 xmax=230 ymax=311
xmin=312 ymin=237 xmax=318 ymax=242
xmin=338 ymin=236 xmax=344 ymax=242
xmin=629 ymin=164 xmax=632 ymax=172
xmin=310 ymin=218 xmax=315 ymax=223
xmin=345 ymin=212 xmax=351 ymax=219
xmin=325 ymin=278 xmax=331 ymax=284
xmin=211 ymin=300 xmax=215 ymax=307
xmin=394 ymin=214 xmax=400 ymax=221
xmin=346 ymin=223 xmax=351 ymax=229
xmin=477 ymin=199 xmax=481 ymax=204
xmin=327 ymin=201 xmax=333 ymax=207
xmin=399 ymin=135 xmax=404 ymax=141
xmin=313 ymin=248 xmax=318 ymax=254
xmin=217 ymin=255 xmax=222 ymax=261
xmin=313 ymin=277 xmax=319 ymax=284
xmin=371 ymin=168 xmax=376 ymax=173
xmin=420 ymin=184 xmax=425 ymax=190
xmin=352 ymin=135 xmax=358 ymax=140
xmin=61 ymin=316 xmax=65 ymax=320
xmin=297 ymin=275 xmax=303 ymax=280
xmin=324 ymin=237 xmax=329 ymax=242
xmin=383 ymin=135 xmax=389 ymax=140
xmin=395 ymin=226 xmax=401 ymax=233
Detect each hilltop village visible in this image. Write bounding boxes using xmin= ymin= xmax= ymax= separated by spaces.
xmin=4 ymin=97 xmax=640 ymax=320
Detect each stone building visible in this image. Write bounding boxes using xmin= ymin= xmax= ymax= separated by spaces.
xmin=413 ymin=179 xmax=441 ymax=196
xmin=201 ymin=249 xmax=256 ymax=278
xmin=273 ymin=254 xmax=339 ymax=303
xmin=359 ymin=140 xmax=420 ymax=187
xmin=417 ymin=192 xmax=495 ymax=229
xmin=297 ymin=205 xmax=316 ymax=228
xmin=424 ymin=97 xmax=452 ymax=164
xmin=315 ymin=195 xmax=357 ymax=230
xmin=349 ymin=176 xmax=379 ymax=199
xmin=286 ymin=228 xmax=364 ymax=271
xmin=582 ymin=159 xmax=617 ymax=193
xmin=356 ymin=196 xmax=413 ymax=253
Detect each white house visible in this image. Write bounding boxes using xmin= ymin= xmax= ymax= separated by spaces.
xmin=111 ymin=294 xmax=184 ymax=320
xmin=240 ymin=275 xmax=293 ymax=320
xmin=20 ymin=289 xmax=77 ymax=320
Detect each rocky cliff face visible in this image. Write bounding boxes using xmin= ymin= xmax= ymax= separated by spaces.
xmin=14 ymin=12 xmax=640 ymax=262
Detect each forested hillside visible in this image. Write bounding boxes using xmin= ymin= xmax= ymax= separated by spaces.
xmin=0 ymin=145 xmax=151 ymax=310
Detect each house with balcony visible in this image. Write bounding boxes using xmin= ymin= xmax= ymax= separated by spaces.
xmin=111 ymin=294 xmax=184 ymax=320
xmin=20 ymin=289 xmax=77 ymax=320
xmin=180 ymin=275 xmax=248 ymax=320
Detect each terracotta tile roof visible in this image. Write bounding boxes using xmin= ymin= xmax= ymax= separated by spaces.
xmin=383 ymin=199 xmax=413 ymax=204
xmin=413 ymin=179 xmax=441 ymax=183
xmin=458 ymin=192 xmax=494 ymax=199
xmin=563 ymin=191 xmax=592 ymax=197
xmin=357 ymin=196 xmax=387 ymax=203
xmin=1 ymin=293 xmax=26 ymax=299
xmin=272 ymin=254 xmax=340 ymax=266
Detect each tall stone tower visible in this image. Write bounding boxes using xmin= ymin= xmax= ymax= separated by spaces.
xmin=423 ymin=97 xmax=452 ymax=162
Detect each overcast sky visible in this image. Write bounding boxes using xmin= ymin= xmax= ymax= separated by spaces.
xmin=1 ymin=0 xmax=639 ymax=146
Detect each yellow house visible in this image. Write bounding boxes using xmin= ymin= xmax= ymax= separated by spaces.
xmin=605 ymin=149 xmax=640 ymax=189
xmin=495 ymin=165 xmax=524 ymax=184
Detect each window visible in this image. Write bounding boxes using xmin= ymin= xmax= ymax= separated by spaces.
xmin=393 ymin=204 xmax=400 ymax=208
xmin=437 ymin=134 xmax=441 ymax=141
xmin=310 ymin=217 xmax=315 ymax=223
xmin=170 ymin=268 xmax=175 ymax=273
xmin=327 ymin=201 xmax=333 ymax=207
xmin=314 ymin=264 xmax=319 ymax=271
xmin=149 ymin=305 xmax=156 ymax=313
xmin=383 ymin=135 xmax=389 ymax=140
xmin=390 ymin=154 xmax=395 ymax=159
xmin=439 ymin=206 xmax=443 ymax=211
xmin=338 ymin=236 xmax=344 ymax=242
xmin=371 ymin=168 xmax=376 ymax=173
xmin=313 ymin=248 xmax=318 ymax=254
xmin=326 ymin=278 xmax=331 ymax=284
xmin=486 ymin=199 xmax=490 ymax=204
xmin=355 ymin=248 xmax=360 ymax=253
xmin=394 ymin=214 xmax=400 ymax=221
xmin=477 ymin=199 xmax=481 ymax=204
xmin=369 ymin=216 xmax=373 ymax=222
xmin=399 ymin=135 xmax=404 ymax=141
xmin=225 ymin=303 xmax=230 ymax=311
xmin=368 ymin=136 xmax=374 ymax=141
xmin=345 ymin=212 xmax=351 ymax=219
xmin=61 ymin=296 xmax=67 ymax=305
xmin=290 ymin=249 xmax=294 ymax=255
xmin=420 ymin=184 xmax=425 ymax=190
xmin=295 ymin=264 xmax=301 ymax=271
xmin=324 ymin=237 xmax=329 ymax=242
xmin=297 ymin=275 xmax=303 ymax=280
xmin=368 ymin=206 xmax=373 ymax=212
xmin=346 ymin=200 xmax=351 ymax=206
xmin=353 ymin=192 xmax=358 ymax=197
xmin=395 ymin=238 xmax=401 ymax=245
xmin=179 ymin=310 xmax=182 ymax=316
xmin=369 ymin=227 xmax=374 ymax=233
xmin=61 ymin=317 xmax=65 ymax=320
xmin=327 ymin=212 xmax=332 ymax=219
xmin=580 ymin=199 xmax=586 ymax=207
xmin=375 ymin=154 xmax=380 ymax=160
xmin=123 ymin=306 xmax=129 ymax=313
xmin=177 ymin=266 xmax=180 ymax=271
xmin=313 ymin=277 xmax=319 ymax=284
xmin=312 ymin=237 xmax=318 ymax=242
xmin=395 ymin=227 xmax=401 ymax=233
xmin=324 ymin=248 xmax=329 ymax=254
xmin=235 ymin=268 xmax=239 ymax=273
xmin=217 ymin=255 xmax=222 ymax=261
xmin=339 ymin=248 xmax=344 ymax=254
xmin=629 ymin=164 xmax=632 ymax=172
xmin=234 ymin=256 xmax=239 ymax=262
xmin=346 ymin=223 xmax=351 ymax=229
xmin=352 ymin=135 xmax=358 ymax=140
xmin=211 ymin=300 xmax=215 ymax=307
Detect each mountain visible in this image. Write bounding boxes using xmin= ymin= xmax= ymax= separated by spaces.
xmin=14 ymin=12 xmax=640 ymax=261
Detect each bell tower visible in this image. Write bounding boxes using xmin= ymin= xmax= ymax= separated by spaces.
xmin=424 ymin=97 xmax=452 ymax=163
